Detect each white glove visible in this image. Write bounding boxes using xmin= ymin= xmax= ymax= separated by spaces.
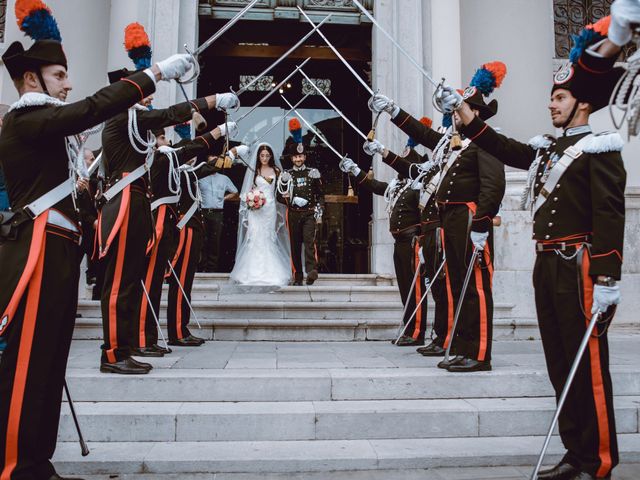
xmin=363 ymin=139 xmax=385 ymax=156
xmin=280 ymin=171 xmax=292 ymax=183
xmin=235 ymin=145 xmax=250 ymax=161
xmin=216 ymin=92 xmax=240 ymax=111
xmin=418 ymin=247 xmax=425 ymax=265
xmin=292 ymin=197 xmax=309 ymax=207
xmin=592 ymin=284 xmax=621 ymax=314
xmin=610 ymin=0 xmax=640 ymax=47
xmin=339 ymin=157 xmax=361 ymax=176
xmin=156 ymin=54 xmax=194 ymax=81
xmin=369 ymin=93 xmax=400 ymax=117
xmin=218 ymin=121 xmax=238 ymax=139
xmin=436 ymin=85 xmax=463 ymax=114
xmin=470 ymin=231 xmax=489 ymax=250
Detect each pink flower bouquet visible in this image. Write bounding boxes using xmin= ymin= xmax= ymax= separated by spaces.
xmin=244 ymin=189 xmax=267 ymax=210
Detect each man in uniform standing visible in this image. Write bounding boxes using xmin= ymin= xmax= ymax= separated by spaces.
xmin=0 ymin=0 xmax=193 ymax=477
xmin=367 ymin=62 xmax=506 ymax=372
xmin=98 ymin=22 xmax=240 ymax=373
xmin=277 ymin=118 xmax=323 ymax=286
xmin=439 ymin=14 xmax=627 ymax=479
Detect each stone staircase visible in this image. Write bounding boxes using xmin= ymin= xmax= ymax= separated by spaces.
xmin=54 ymin=338 xmax=640 ymax=477
xmin=76 ymin=273 xmax=526 ymax=341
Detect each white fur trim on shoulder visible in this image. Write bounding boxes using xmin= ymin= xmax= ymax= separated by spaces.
xmin=582 ymin=131 xmax=624 ymax=154
xmin=9 ymin=92 xmax=66 ymax=112
xmin=528 ymin=134 xmax=553 ymax=150
xmin=309 ymin=168 xmax=321 ymax=179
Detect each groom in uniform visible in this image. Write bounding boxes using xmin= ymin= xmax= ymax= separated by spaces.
xmin=278 ymin=138 xmax=323 ymax=286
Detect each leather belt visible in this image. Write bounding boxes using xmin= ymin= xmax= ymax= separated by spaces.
xmin=535 ymin=235 xmax=591 ymax=253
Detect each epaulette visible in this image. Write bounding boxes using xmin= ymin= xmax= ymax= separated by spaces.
xmin=308 ymin=168 xmax=321 ymax=179
xmin=582 ymin=131 xmax=624 ymax=154
xmin=528 ymin=134 xmax=554 ymax=150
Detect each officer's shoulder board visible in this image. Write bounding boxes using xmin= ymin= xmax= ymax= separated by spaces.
xmin=308 ymin=168 xmax=321 ymax=179
xmin=581 ymin=131 xmax=624 ymax=154
xmin=528 ymin=134 xmax=554 ymax=150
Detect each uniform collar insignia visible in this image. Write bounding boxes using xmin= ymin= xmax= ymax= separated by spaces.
xmin=9 ymin=92 xmax=66 ymax=112
xmin=563 ymin=124 xmax=591 ymax=137
xmin=293 ymin=165 xmax=306 ymax=172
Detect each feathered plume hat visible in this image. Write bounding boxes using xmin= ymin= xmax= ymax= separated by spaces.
xmin=552 ymin=16 xmax=622 ymax=111
xmin=462 ymin=61 xmax=507 ymax=121
xmin=108 ymin=22 xmax=152 ymax=84
xmin=2 ymin=0 xmax=66 ymax=80
xmin=287 ymin=117 xmax=307 ymax=156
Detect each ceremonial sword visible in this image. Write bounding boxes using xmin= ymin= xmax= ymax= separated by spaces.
xmin=179 ymin=0 xmax=261 ymax=85
xmin=250 ymin=94 xmax=311 ymax=147
xmin=280 ymin=94 xmax=347 ymax=162
xmin=140 ymin=280 xmax=171 ymax=350
xmin=442 ymin=246 xmax=481 ymax=363
xmin=394 ymin=256 xmax=447 ymax=344
xmin=298 ymin=68 xmax=367 ymax=141
xmin=236 ymin=59 xmax=311 ymax=124
xmin=234 ymin=14 xmax=333 ymax=97
xmin=63 ymin=380 xmax=90 ymax=456
xmin=296 ymin=8 xmax=383 ymax=144
xmin=530 ymin=309 xmax=607 ymax=479
xmin=351 ymin=0 xmax=462 ymax=150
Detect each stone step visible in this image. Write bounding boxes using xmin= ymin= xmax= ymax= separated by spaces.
xmin=52 ymin=434 xmax=640 ymax=475
xmin=73 ymin=301 xmax=518 ymax=341
xmin=64 ymin=365 xmax=640 ymax=402
xmin=194 ymin=273 xmax=397 ymax=287
xmin=57 ymin=396 xmax=640 ymax=443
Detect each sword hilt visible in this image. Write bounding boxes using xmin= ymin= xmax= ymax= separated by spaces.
xmin=177 ymin=44 xmax=200 ymax=85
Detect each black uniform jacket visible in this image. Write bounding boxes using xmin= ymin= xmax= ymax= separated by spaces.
xmin=102 ymin=97 xmax=209 ymax=187
xmin=381 ymin=148 xmax=441 ymax=234
xmin=277 ymin=166 xmax=323 ymax=212
xmin=354 ymin=156 xmax=420 ymax=236
xmin=177 ymin=159 xmax=223 ymax=232
xmin=0 ymin=70 xmax=155 ymax=223
xmin=151 ymin=132 xmax=217 ymax=206
xmin=461 ymin=116 xmax=626 ymax=279
xmin=391 ymin=111 xmax=505 ymax=233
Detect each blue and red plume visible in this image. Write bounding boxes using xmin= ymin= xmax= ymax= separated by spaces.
xmin=569 ymin=16 xmax=610 ymax=64
xmin=125 ymin=23 xmax=152 ymax=70
xmin=174 ymin=122 xmax=192 ymax=141
xmin=16 ymin=0 xmax=61 ymax=42
xmin=289 ymin=118 xmax=303 ymax=144
xmin=442 ymin=113 xmax=452 ymax=129
xmin=470 ymin=61 xmax=507 ymax=96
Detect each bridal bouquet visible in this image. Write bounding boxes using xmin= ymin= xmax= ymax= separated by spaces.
xmin=244 ymin=189 xmax=267 ymax=210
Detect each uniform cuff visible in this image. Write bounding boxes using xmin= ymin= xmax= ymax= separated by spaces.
xmin=191 ymin=97 xmax=209 ymax=112
xmin=123 ymin=70 xmax=157 ymax=101
xmin=589 ymin=250 xmax=623 ymax=280
xmin=391 ymin=109 xmax=412 ymax=128
xmin=196 ymin=132 xmax=215 ymax=150
xmin=471 ymin=216 xmax=492 ymax=233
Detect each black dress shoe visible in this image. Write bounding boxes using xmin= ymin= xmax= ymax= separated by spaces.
xmin=416 ymin=341 xmax=446 ymax=357
xmin=568 ymin=472 xmax=609 ymax=480
xmin=394 ymin=335 xmax=424 ymax=347
xmin=100 ymin=357 xmax=150 ymax=375
xmin=447 ymin=357 xmax=492 ymax=372
xmin=151 ymin=344 xmax=172 ymax=354
xmin=128 ymin=357 xmax=153 ymax=369
xmin=168 ymin=334 xmax=205 ymax=347
xmin=306 ymin=269 xmax=318 ymax=285
xmin=292 ymin=280 xmax=303 ymax=286
xmin=131 ymin=347 xmax=164 ymax=357
xmin=537 ymin=461 xmax=579 ymax=480
xmin=437 ymin=355 xmax=464 ymax=369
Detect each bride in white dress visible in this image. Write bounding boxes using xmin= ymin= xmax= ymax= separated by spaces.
xmin=230 ymin=143 xmax=292 ymax=286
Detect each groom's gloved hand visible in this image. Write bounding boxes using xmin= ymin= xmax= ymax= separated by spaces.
xmin=292 ymin=197 xmax=309 ymax=207
xmin=280 ymin=171 xmax=292 ymax=183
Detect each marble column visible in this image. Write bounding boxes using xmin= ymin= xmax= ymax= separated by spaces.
xmin=370 ymin=0 xmax=433 ymax=275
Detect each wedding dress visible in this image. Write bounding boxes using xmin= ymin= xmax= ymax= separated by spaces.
xmin=230 ymin=144 xmax=291 ymax=286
